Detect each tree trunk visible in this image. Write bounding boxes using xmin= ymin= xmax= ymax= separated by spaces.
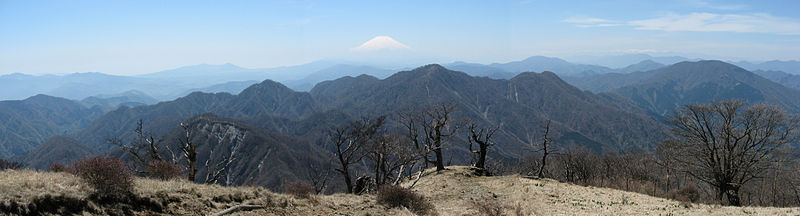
xmin=726 ymin=186 xmax=742 ymax=206
xmin=434 ymin=148 xmax=445 ymax=171
xmin=537 ymin=152 xmax=548 ymax=178
xmin=342 ymin=167 xmax=353 ymax=194
xmin=187 ymin=147 xmax=197 ymax=182
xmin=475 ymin=146 xmax=487 ymax=169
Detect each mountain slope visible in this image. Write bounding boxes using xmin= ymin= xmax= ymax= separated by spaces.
xmin=753 ymin=70 xmax=800 ymax=90
xmin=156 ymin=114 xmax=330 ymax=188
xmin=80 ymin=90 xmax=159 ymax=111
xmin=489 ymin=56 xmax=614 ymax=77
xmin=73 ymin=80 xmax=316 ymax=150
xmin=12 ymin=136 xmax=96 ymax=170
xmin=0 ymin=95 xmax=103 ymax=157
xmin=612 ymin=61 xmax=800 ymax=116
xmin=283 ymin=64 xmax=394 ymax=91
xmin=562 ymin=69 xmax=661 ymax=93
xmin=312 ymin=64 xmax=668 ymax=153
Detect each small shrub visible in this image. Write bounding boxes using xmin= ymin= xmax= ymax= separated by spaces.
xmin=49 ymin=163 xmax=73 ymax=173
xmin=283 ymin=181 xmax=315 ymax=199
xmin=146 ymin=161 xmax=183 ymax=180
xmin=0 ymin=159 xmax=23 ymax=170
xmin=376 ymin=185 xmax=436 ymax=215
xmin=666 ymin=183 xmax=701 ymax=203
xmin=73 ymin=157 xmax=134 ymax=202
xmin=471 ymin=199 xmax=504 ymax=216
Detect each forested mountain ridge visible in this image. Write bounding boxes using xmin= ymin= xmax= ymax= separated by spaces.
xmin=611 ymin=60 xmax=800 ymax=116
xmin=0 ymin=95 xmax=103 ymax=157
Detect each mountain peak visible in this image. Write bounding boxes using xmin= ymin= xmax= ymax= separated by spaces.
xmin=413 ymin=64 xmax=448 ymax=72
xmin=351 ymin=36 xmax=411 ymax=51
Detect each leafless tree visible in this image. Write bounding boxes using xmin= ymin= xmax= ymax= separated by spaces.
xmin=365 ymin=133 xmax=418 ymax=186
xmin=654 ymin=139 xmax=683 ymax=192
xmin=110 ymin=120 xmax=177 ymax=174
xmin=467 ymin=122 xmax=498 ymax=169
xmin=399 ymin=103 xmax=460 ymax=172
xmin=306 ymin=159 xmax=332 ymax=194
xmin=178 ymin=122 xmax=199 ymax=182
xmin=178 ymin=122 xmax=239 ymax=184
xmin=330 ymin=116 xmax=385 ymax=193
xmin=665 ymin=100 xmax=800 ymax=206
xmin=522 ymin=120 xmax=554 ymax=178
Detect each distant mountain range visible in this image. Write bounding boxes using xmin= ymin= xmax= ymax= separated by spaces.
xmin=3 ymin=55 xmax=798 ymax=101
xmin=752 ymin=70 xmax=800 ymax=90
xmin=565 ymin=61 xmax=800 ymax=116
xmin=3 ymin=58 xmax=800 ymax=189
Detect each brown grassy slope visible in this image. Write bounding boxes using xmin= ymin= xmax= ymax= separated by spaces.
xmin=2 ymin=167 xmax=799 ymax=215
xmin=403 ymin=166 xmax=800 ymax=216
xmin=0 ymin=169 xmax=405 ymax=215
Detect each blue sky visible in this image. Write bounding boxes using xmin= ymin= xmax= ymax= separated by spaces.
xmin=1 ymin=0 xmax=799 ymax=75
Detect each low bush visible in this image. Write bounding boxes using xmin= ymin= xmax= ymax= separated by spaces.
xmin=0 ymin=159 xmax=23 ymax=170
xmin=471 ymin=199 xmax=504 ymax=216
xmin=376 ymin=185 xmax=436 ymax=215
xmin=146 ymin=161 xmax=183 ymax=180
xmin=666 ymin=183 xmax=701 ymax=203
xmin=283 ymin=181 xmax=315 ymax=199
xmin=49 ymin=163 xmax=73 ymax=173
xmin=72 ymin=157 xmax=134 ymax=202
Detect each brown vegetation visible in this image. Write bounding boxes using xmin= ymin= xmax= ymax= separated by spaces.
xmin=376 ymin=184 xmax=436 ymax=215
xmin=72 ymin=157 xmax=135 ymax=202
xmin=282 ymin=181 xmax=315 ymax=199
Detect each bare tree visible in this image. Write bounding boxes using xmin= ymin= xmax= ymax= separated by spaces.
xmin=306 ymin=159 xmax=332 ymax=194
xmin=178 ymin=122 xmax=199 ymax=182
xmin=524 ymin=120 xmax=554 ymax=178
xmin=399 ymin=103 xmax=460 ymax=172
xmin=467 ymin=122 xmax=498 ymax=169
xmin=665 ymin=100 xmax=800 ymax=206
xmin=330 ymin=116 xmax=385 ymax=193
xmin=110 ymin=120 xmax=178 ymax=174
xmin=178 ymin=122 xmax=239 ymax=184
xmin=654 ymin=139 xmax=682 ymax=192
xmin=366 ymin=133 xmax=418 ymax=186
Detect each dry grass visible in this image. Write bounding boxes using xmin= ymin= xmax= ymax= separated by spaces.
xmin=402 ymin=166 xmax=800 ymax=216
xmin=2 ymin=167 xmax=799 ymax=215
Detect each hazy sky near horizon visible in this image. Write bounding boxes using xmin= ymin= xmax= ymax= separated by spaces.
xmin=2 ymin=0 xmax=799 ymax=75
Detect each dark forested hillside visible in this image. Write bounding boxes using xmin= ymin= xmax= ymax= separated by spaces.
xmin=155 ymin=114 xmax=331 ymax=189
xmin=0 ymin=95 xmax=103 ymax=157
xmin=312 ymin=64 xmax=669 ymax=153
xmin=12 ymin=136 xmax=96 ymax=170
xmin=753 ymin=70 xmax=800 ymax=90
xmin=611 ymin=60 xmax=800 ymax=116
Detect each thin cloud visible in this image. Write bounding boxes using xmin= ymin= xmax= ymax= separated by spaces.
xmin=576 ymin=23 xmax=623 ymax=28
xmin=563 ymin=17 xmax=612 ymax=24
xmin=629 ymin=12 xmax=800 ymax=35
xmin=564 ymin=17 xmax=622 ymax=28
xmin=686 ymin=0 xmax=748 ymax=10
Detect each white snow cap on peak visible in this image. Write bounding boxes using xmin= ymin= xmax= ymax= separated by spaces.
xmin=351 ymin=36 xmax=411 ymax=51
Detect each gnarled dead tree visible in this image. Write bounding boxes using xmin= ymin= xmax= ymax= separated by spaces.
xmin=399 ymin=103 xmax=460 ymax=172
xmin=178 ymin=122 xmax=240 ymax=185
xmin=305 ymin=158 xmax=332 ymax=194
xmin=110 ymin=120 xmax=177 ymax=174
xmin=467 ymin=122 xmax=498 ymax=169
xmin=523 ymin=120 xmax=554 ymax=178
xmin=366 ymin=133 xmax=418 ymax=187
xmin=330 ymin=116 xmax=385 ymax=193
xmin=665 ymin=100 xmax=800 ymax=206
